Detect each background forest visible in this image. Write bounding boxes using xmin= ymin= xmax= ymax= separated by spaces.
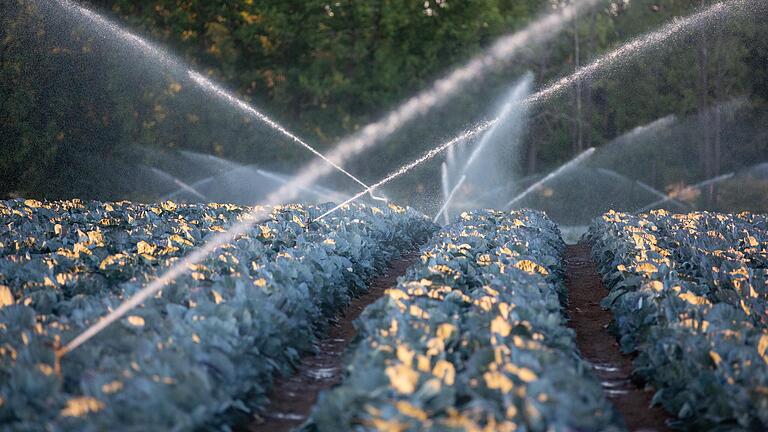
xmin=1 ymin=0 xmax=766 ymax=216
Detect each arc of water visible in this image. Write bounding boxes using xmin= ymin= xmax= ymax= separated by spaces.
xmin=179 ymin=150 xmax=241 ymax=173
xmin=631 ymin=178 xmax=677 ymax=203
xmin=187 ymin=72 xmax=386 ymax=203
xmin=287 ymin=0 xmax=601 ymax=208
xmin=504 ymin=148 xmax=596 ymax=210
xmin=58 ymin=0 xmax=754 ymax=356
xmin=440 ymin=163 xmax=452 ymax=224
xmin=52 ymin=0 xmax=384 ymax=202
xmin=594 ymin=167 xmax=691 ymax=209
xmin=448 ymin=79 xmax=530 ymax=211
xmin=51 ymin=0 xmax=176 ymax=68
xmin=635 ymin=172 xmax=735 ymax=213
xmin=56 ymin=120 xmax=491 ymax=358
xmin=463 ymin=102 xmax=516 ymax=171
xmin=314 ymin=122 xmax=492 ymax=221
xmin=434 ymin=175 xmax=467 ymax=224
xmin=162 ymin=165 xmax=254 ymax=201
xmin=254 ymin=169 xmax=349 ymax=203
xmin=525 ymin=0 xmax=753 ymax=107
xmin=472 ymin=173 xmax=540 ymax=204
xmin=621 ymin=115 xmax=676 ymax=142
xmin=163 ymin=164 xmax=348 ymax=203
xmin=145 ymin=166 xmax=208 ymax=201
xmin=447 ymin=146 xmax=457 ymax=172
xmin=438 ymin=100 xmax=515 ymax=217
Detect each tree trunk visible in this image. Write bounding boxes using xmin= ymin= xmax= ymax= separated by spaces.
xmin=573 ymin=13 xmax=583 ymax=154
xmin=582 ymin=9 xmax=598 ymax=149
xmin=696 ymin=33 xmax=713 ymax=207
xmin=527 ymin=44 xmax=552 ymax=175
xmin=712 ymin=25 xmax=726 ymax=209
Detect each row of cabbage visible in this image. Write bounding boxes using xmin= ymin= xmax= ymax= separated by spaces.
xmin=0 ymin=198 xmax=436 ymax=431
xmin=589 ymin=210 xmax=768 ymax=430
xmin=305 ymin=209 xmax=620 ymax=432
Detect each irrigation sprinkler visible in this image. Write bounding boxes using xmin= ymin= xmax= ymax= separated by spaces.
xmin=504 ymin=147 xmax=596 ymax=210
xmin=188 ymin=71 xmax=385 ymax=202
xmin=280 ymin=0 xmax=603 ymax=209
xmin=595 ymin=168 xmax=691 ymax=210
xmin=144 ymin=166 xmax=208 ymax=201
xmin=255 ymin=169 xmax=350 ymax=203
xmin=315 ymin=122 xmax=492 ymax=222
xmin=635 ymin=172 xmax=736 ymax=213
xmin=53 ymin=0 xmax=382 ymax=202
xmin=162 ymin=165 xmax=255 ymax=201
xmin=56 ymin=119 xmax=490 ymax=358
xmin=55 ymin=0 xmax=757 ymax=358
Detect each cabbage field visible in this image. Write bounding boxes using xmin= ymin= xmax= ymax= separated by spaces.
xmin=1 ymin=200 xmax=767 ymax=431
xmin=589 ymin=210 xmax=768 ymax=430
xmin=0 ymin=199 xmax=434 ymax=429
xmin=305 ymin=209 xmax=620 ymax=431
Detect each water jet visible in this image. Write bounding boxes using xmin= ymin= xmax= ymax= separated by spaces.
xmin=505 ymin=147 xmax=596 ymax=210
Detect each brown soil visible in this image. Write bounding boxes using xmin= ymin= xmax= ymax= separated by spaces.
xmin=243 ymin=252 xmax=419 ymax=432
xmin=565 ymin=243 xmax=671 ymax=432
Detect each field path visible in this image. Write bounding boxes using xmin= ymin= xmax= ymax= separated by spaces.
xmin=243 ymin=252 xmax=420 ymax=432
xmin=565 ymin=243 xmax=671 ymax=432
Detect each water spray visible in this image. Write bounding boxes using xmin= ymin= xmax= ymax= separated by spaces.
xmin=434 ymin=175 xmax=466 ymax=224
xmin=447 ymin=146 xmax=457 ymax=173
xmin=440 ymin=163 xmax=452 ymax=224
xmin=56 ymin=119 xmax=490 ymax=357
xmin=57 ymin=0 xmax=756 ymax=356
xmin=254 ymin=169 xmax=349 ymax=203
xmin=188 ymin=72 xmax=386 ymax=203
xmin=162 ymin=165 xmax=253 ymax=201
xmin=51 ymin=0 xmax=385 ymax=203
xmin=145 ymin=166 xmax=208 ymax=201
xmin=437 ymin=85 xmax=525 ymax=216
xmin=468 ymin=174 xmax=539 ymax=204
xmin=525 ymin=0 xmax=755 ymax=108
xmin=445 ymin=78 xmax=531 ymax=211
xmin=463 ymin=102 xmax=515 ymax=171
xmin=595 ymin=167 xmax=690 ymax=209
xmin=280 ymin=0 xmax=601 ymax=208
xmin=504 ymin=147 xmax=596 ymax=210
xmin=314 ymin=121 xmax=493 ymax=221
xmin=636 ymin=172 xmax=735 ymax=213
xmin=621 ymin=115 xmax=676 ymax=142
xmin=51 ymin=0 xmax=176 ymax=68
xmin=179 ymin=150 xmax=242 ymax=173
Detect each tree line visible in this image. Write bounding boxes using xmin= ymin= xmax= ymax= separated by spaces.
xmin=1 ymin=0 xmax=766 ymax=209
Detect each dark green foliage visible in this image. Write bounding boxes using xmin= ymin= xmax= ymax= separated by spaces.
xmin=589 ymin=210 xmax=768 ymax=430
xmin=0 ymin=198 xmax=437 ymax=430
xmin=304 ymin=209 xmax=621 ymax=431
xmin=2 ymin=0 xmax=767 ymax=204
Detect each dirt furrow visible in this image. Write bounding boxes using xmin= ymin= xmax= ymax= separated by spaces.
xmin=243 ymin=252 xmax=419 ymax=432
xmin=565 ymin=243 xmax=671 ymax=432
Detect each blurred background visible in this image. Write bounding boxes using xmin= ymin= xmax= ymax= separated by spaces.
xmin=1 ymin=0 xmax=766 ymax=227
